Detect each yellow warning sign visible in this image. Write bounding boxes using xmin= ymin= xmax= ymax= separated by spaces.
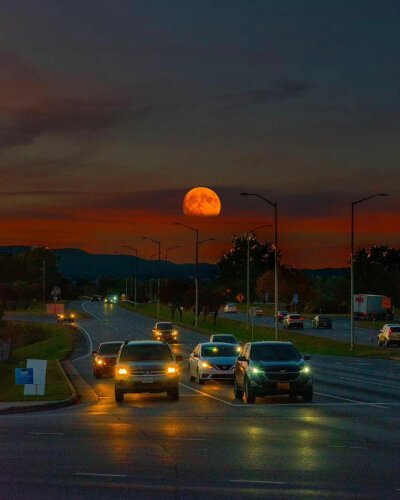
xmin=236 ymin=293 xmax=245 ymax=302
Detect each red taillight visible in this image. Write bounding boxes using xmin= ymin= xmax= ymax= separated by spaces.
xmin=289 ymin=318 xmax=293 ymax=322
xmin=388 ymin=328 xmax=392 ymax=335
xmin=299 ymin=317 xmax=304 ymax=321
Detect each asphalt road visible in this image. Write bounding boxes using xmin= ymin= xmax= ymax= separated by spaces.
xmin=1 ymin=300 xmax=400 ymax=499
xmin=220 ymin=310 xmax=388 ymax=346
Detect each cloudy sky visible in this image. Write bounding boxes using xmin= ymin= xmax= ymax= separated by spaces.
xmin=0 ymin=0 xmax=398 ymax=267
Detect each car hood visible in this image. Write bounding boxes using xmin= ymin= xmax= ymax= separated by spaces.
xmin=202 ymin=356 xmax=237 ymax=364
xmin=117 ymin=361 xmax=172 ymax=369
xmin=257 ymin=360 xmax=306 ymax=372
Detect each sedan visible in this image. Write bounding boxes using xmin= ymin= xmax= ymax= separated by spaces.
xmin=378 ymin=324 xmax=400 ymax=347
xmin=209 ymin=334 xmax=242 ymax=354
xmin=312 ymin=315 xmax=332 ymax=329
xmin=57 ymin=312 xmax=75 ymax=323
xmin=277 ymin=310 xmax=290 ymax=322
xmin=92 ymin=341 xmax=123 ymax=378
xmin=283 ymin=314 xmax=304 ymax=330
xmin=189 ymin=343 xmax=239 ymax=384
xmin=224 ymin=303 xmax=237 ymax=313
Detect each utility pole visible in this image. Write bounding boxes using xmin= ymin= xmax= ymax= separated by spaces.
xmin=42 ymin=260 xmax=46 ymax=302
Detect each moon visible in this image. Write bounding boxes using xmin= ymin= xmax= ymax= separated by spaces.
xmin=183 ymin=187 xmax=221 ymax=217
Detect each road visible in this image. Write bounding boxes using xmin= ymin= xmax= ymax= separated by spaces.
xmin=1 ymin=300 xmax=400 ymax=499
xmin=220 ymin=310 xmax=387 ymax=346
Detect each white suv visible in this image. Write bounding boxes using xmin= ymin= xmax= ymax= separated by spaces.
xmin=378 ymin=324 xmax=400 ymax=347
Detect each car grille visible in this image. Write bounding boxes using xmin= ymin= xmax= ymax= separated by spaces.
xmin=266 ymin=372 xmax=300 ymax=382
xmin=130 ymin=368 xmax=165 ymax=375
xmin=213 ymin=364 xmax=234 ymax=371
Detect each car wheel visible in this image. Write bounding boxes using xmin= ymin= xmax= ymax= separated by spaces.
xmin=288 ymin=393 xmax=297 ymax=402
xmin=244 ymin=378 xmax=256 ymax=404
xmin=302 ymin=390 xmax=313 ymax=403
xmin=167 ymin=386 xmax=179 ymax=401
xmin=115 ymin=388 xmax=124 ymax=402
xmin=234 ymin=378 xmax=244 ymax=400
xmin=94 ymin=370 xmax=101 ymax=379
xmin=196 ymin=370 xmax=204 ymax=385
xmin=189 ymin=366 xmax=195 ymax=382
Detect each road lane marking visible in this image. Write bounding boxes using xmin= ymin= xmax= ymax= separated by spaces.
xmin=29 ymin=432 xmax=64 ymax=435
xmin=315 ymin=391 xmax=388 ymax=409
xmin=339 ymin=376 xmax=400 ymax=389
xmin=180 ymin=383 xmax=240 ymax=407
xmin=230 ymin=480 xmax=286 ymax=485
xmin=76 ymin=473 xmax=127 ymax=478
xmin=329 ymin=445 xmax=364 ymax=449
xmin=70 ymin=325 xmax=93 ymax=361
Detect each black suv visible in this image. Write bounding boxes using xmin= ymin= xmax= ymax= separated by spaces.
xmin=234 ymin=341 xmax=313 ymax=404
xmin=114 ymin=341 xmax=183 ymax=402
xmin=312 ymin=315 xmax=332 ymax=329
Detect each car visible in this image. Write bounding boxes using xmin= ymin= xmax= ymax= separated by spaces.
xmin=283 ymin=314 xmax=304 ymax=329
xmin=277 ymin=310 xmax=290 ymax=322
xmin=209 ymin=334 xmax=242 ymax=354
xmin=189 ymin=342 xmax=239 ymax=384
xmin=114 ymin=340 xmax=183 ymax=402
xmin=57 ymin=312 xmax=75 ymax=323
xmin=105 ymin=295 xmax=118 ymax=304
xmin=378 ymin=324 xmax=400 ymax=347
xmin=312 ymin=315 xmax=332 ymax=329
xmin=254 ymin=307 xmax=263 ymax=317
xmin=152 ymin=322 xmax=179 ymax=343
xmin=224 ymin=303 xmax=237 ymax=313
xmin=233 ymin=341 xmax=313 ymax=404
xmin=92 ymin=341 xmax=123 ymax=378
xmin=91 ymin=295 xmax=101 ymax=302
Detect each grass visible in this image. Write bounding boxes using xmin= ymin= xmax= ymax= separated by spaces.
xmin=230 ymin=302 xmax=349 ymax=318
xmin=120 ymin=302 xmax=400 ymax=360
xmin=0 ymin=322 xmax=78 ymax=402
xmin=4 ymin=301 xmax=90 ymax=320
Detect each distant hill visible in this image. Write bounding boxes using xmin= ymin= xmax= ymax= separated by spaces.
xmin=302 ymin=268 xmax=349 ymax=278
xmin=0 ymin=246 xmax=218 ymax=281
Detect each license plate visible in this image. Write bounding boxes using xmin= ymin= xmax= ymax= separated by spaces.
xmin=142 ymin=376 xmax=154 ymax=384
xmin=277 ymin=383 xmax=290 ymax=390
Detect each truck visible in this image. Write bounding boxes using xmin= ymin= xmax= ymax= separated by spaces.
xmin=353 ymin=294 xmax=392 ymax=320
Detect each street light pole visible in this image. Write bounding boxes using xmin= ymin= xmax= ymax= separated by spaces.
xmin=42 ymin=260 xmax=46 ymax=302
xmin=350 ymin=193 xmax=388 ymax=350
xmin=122 ymin=246 xmax=138 ymax=304
xmin=143 ymin=237 xmax=161 ymax=316
xmin=165 ymin=246 xmax=181 ymax=285
xmin=241 ymin=193 xmax=279 ymax=340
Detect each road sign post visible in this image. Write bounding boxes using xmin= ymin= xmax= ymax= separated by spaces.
xmin=293 ymin=293 xmax=298 ymax=313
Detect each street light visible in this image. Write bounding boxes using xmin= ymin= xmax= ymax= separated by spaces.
xmin=142 ymin=237 xmax=161 ymax=316
xmin=350 ymin=193 xmax=388 ymax=350
xmin=122 ymin=245 xmax=138 ymax=304
xmin=174 ymin=222 xmax=205 ymax=326
xmin=165 ymin=246 xmax=181 ymax=284
xmin=240 ymin=225 xmax=272 ymax=329
xmin=241 ymin=192 xmax=279 ymax=340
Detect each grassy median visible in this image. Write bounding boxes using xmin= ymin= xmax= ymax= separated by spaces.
xmin=120 ymin=302 xmax=400 ymax=360
xmin=0 ymin=322 xmax=78 ymax=401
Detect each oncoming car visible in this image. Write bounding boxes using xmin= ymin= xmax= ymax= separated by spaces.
xmin=224 ymin=303 xmax=237 ymax=313
xmin=57 ymin=312 xmax=75 ymax=323
xmin=234 ymin=341 xmax=313 ymax=404
xmin=152 ymin=322 xmax=179 ymax=343
xmin=189 ymin=343 xmax=239 ymax=384
xmin=105 ymin=295 xmax=118 ymax=304
xmin=114 ymin=341 xmax=183 ymax=402
xmin=92 ymin=341 xmax=123 ymax=378
xmin=209 ymin=334 xmax=242 ymax=354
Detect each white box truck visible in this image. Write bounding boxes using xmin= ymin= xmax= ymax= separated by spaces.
xmin=354 ymin=294 xmax=392 ymax=320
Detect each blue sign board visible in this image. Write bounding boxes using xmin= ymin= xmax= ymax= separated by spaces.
xmin=15 ymin=368 xmax=33 ymax=385
xmin=265 ymin=293 xmax=269 ymax=302
xmin=293 ymin=294 xmax=299 ymax=305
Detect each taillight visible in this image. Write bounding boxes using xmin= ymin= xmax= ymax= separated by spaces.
xmin=299 ymin=317 xmax=304 ymax=321
xmin=289 ymin=318 xmax=293 ymax=322
xmin=388 ymin=328 xmax=392 ymax=336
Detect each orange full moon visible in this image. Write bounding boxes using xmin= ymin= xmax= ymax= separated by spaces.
xmin=183 ymin=187 xmax=221 ymax=217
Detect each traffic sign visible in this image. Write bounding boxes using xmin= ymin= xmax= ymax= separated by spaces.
xmin=382 ymin=297 xmax=391 ymax=309
xmin=15 ymin=368 xmax=33 ymax=385
xmin=265 ymin=293 xmax=269 ymax=302
xmin=293 ymin=294 xmax=298 ymax=304
xmin=236 ymin=293 xmax=245 ymax=302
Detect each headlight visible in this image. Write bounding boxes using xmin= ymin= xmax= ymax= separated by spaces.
xmin=172 ymin=330 xmax=178 ymax=335
xmin=251 ymin=366 xmax=261 ymax=374
xmin=301 ymin=366 xmax=311 ymax=374
xmin=118 ymin=368 xmax=128 ymax=375
xmin=70 ymin=314 xmax=75 ymax=319
xmin=167 ymin=366 xmax=177 ymax=374
xmin=96 ymin=358 xmax=103 ymax=365
xmin=236 ymin=346 xmax=242 ymax=353
xmin=201 ymin=361 xmax=212 ymax=369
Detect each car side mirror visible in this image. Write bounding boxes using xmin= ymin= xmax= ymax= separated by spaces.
xmin=303 ymin=354 xmax=311 ymax=360
xmin=175 ymin=355 xmax=183 ymax=362
xmin=193 ymin=353 xmax=199 ymax=358
xmin=237 ymin=356 xmax=247 ymax=362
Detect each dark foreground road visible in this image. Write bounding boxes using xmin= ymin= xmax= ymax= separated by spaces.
xmin=1 ymin=301 xmax=400 ymax=499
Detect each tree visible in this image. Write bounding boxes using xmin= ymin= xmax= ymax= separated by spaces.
xmin=217 ymin=234 xmax=277 ymax=300
xmin=160 ymin=279 xmax=194 ymax=321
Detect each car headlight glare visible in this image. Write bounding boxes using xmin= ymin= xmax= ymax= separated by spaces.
xmin=96 ymin=358 xmax=103 ymax=365
xmin=251 ymin=366 xmax=260 ymax=374
xmin=201 ymin=361 xmax=212 ymax=369
xmin=302 ymin=366 xmax=311 ymax=374
xmin=167 ymin=366 xmax=177 ymax=374
xmin=118 ymin=368 xmax=128 ymax=375
xmin=236 ymin=346 xmax=242 ymax=353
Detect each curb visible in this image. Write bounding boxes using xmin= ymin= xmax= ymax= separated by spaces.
xmin=0 ymin=360 xmax=78 ymax=416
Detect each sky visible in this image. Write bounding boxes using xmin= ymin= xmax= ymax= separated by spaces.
xmin=0 ymin=0 xmax=399 ymax=268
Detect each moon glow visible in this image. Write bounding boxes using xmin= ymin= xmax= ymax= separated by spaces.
xmin=183 ymin=187 xmax=221 ymax=217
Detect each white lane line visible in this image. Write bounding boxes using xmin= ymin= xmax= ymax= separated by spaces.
xmin=179 ymin=383 xmax=240 ymax=407
xmin=82 ymin=301 xmax=106 ymax=322
xmin=70 ymin=325 xmax=93 ymax=361
xmin=329 ymin=445 xmax=364 ymax=449
xmin=29 ymin=432 xmax=64 ymax=435
xmin=230 ymin=480 xmax=286 ymax=485
xmin=339 ymin=376 xmax=400 ymax=389
xmin=315 ymin=391 xmax=388 ymax=409
xmin=76 ymin=473 xmax=127 ymax=478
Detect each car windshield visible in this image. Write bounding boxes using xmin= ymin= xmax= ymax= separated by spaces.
xmin=201 ymin=345 xmax=237 ymax=357
xmin=157 ymin=323 xmax=174 ymax=330
xmin=390 ymin=326 xmax=400 ymax=332
xmin=98 ymin=343 xmax=123 ymax=355
xmin=212 ymin=335 xmax=238 ymax=344
xmin=251 ymin=344 xmax=301 ymax=361
xmin=290 ymin=315 xmax=301 ymax=319
xmin=226 ymin=304 xmax=235 ymax=307
xmin=120 ymin=344 xmax=172 ymax=362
